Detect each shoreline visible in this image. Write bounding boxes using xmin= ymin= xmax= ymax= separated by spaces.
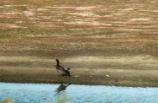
xmin=1 ymin=79 xmax=158 ymax=87
xmin=1 ymin=73 xmax=158 ymax=87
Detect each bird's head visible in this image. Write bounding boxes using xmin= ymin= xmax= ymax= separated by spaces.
xmin=67 ymin=68 xmax=71 ymax=71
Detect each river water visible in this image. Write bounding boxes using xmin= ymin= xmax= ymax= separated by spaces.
xmin=0 ymin=82 xmax=158 ymax=103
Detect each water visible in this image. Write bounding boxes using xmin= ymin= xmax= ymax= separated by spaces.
xmin=0 ymin=82 xmax=158 ymax=103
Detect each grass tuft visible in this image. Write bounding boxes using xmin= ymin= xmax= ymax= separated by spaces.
xmin=0 ymin=97 xmax=12 ymax=103
xmin=54 ymin=95 xmax=70 ymax=103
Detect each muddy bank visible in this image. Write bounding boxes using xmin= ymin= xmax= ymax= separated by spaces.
xmin=0 ymin=49 xmax=158 ymax=87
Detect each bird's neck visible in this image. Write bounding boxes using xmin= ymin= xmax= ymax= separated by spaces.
xmin=56 ymin=61 xmax=60 ymax=66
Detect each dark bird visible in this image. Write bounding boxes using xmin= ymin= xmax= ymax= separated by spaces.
xmin=56 ymin=59 xmax=71 ymax=76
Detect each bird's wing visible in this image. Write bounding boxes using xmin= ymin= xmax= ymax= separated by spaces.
xmin=58 ymin=65 xmax=65 ymax=71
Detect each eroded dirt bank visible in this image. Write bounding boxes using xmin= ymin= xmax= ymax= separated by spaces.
xmin=0 ymin=0 xmax=158 ymax=86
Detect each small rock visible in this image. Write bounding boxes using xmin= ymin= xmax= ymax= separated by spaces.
xmin=73 ymin=75 xmax=80 ymax=78
xmin=105 ymin=75 xmax=110 ymax=78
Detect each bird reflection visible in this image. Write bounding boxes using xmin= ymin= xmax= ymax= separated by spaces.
xmin=57 ymin=83 xmax=70 ymax=93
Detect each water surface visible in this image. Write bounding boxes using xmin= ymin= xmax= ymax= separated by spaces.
xmin=0 ymin=82 xmax=158 ymax=103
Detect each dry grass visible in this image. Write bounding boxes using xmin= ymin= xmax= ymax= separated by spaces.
xmin=54 ymin=95 xmax=70 ymax=103
xmin=0 ymin=98 xmax=12 ymax=103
